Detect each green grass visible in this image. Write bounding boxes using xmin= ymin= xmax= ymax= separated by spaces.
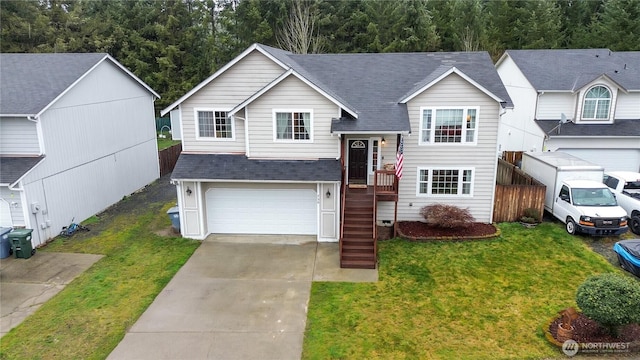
xmin=302 ymin=222 xmax=619 ymax=360
xmin=0 ymin=202 xmax=200 ymax=360
xmin=156 ymin=134 xmax=180 ymax=150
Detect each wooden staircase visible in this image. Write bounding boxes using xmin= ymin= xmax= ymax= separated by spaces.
xmin=340 ymin=188 xmax=376 ymax=269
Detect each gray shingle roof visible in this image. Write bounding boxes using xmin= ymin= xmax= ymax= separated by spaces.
xmin=172 ymin=154 xmax=341 ymax=182
xmin=0 ymin=53 xmax=107 ymax=116
xmin=536 ymin=119 xmax=640 ymax=137
xmin=260 ymin=45 xmax=512 ymax=133
xmin=504 ymin=49 xmax=640 ymax=91
xmin=0 ymin=156 xmax=45 ymax=185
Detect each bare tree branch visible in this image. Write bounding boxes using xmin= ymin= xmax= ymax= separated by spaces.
xmin=277 ymin=0 xmax=324 ymax=54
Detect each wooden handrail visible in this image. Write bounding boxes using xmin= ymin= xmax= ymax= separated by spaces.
xmin=374 ymin=170 xmax=398 ymax=194
xmin=339 ymin=166 xmax=346 ymax=256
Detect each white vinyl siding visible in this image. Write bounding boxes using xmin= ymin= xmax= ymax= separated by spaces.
xmin=180 ymin=50 xmax=284 ymax=153
xmin=536 ymin=93 xmax=576 ymax=120
xmin=19 ymin=60 xmax=159 ymax=246
xmin=0 ymin=117 xmax=40 ymax=155
xmin=496 ymin=55 xmax=546 ymax=152
xmin=194 ymin=109 xmax=234 ymax=140
xmin=247 ymin=76 xmax=340 ymax=159
xmin=614 ymin=92 xmax=640 ymax=119
xmin=0 ymin=186 xmax=23 ymax=226
xmin=378 ymin=73 xmax=499 ymax=223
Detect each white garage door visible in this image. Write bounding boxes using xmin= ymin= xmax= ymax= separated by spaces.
xmin=206 ymin=187 xmax=317 ymax=235
xmin=560 ymin=149 xmax=640 ymax=172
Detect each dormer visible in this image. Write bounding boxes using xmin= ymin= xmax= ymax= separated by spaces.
xmin=574 ymin=75 xmax=624 ymax=125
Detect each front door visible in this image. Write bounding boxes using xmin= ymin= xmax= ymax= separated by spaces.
xmin=348 ymin=140 xmax=368 ymax=184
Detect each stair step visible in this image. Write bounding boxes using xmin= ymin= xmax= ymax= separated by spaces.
xmin=342 ymin=244 xmax=375 ymax=252
xmin=342 ymin=238 xmax=374 ymax=245
xmin=340 ymin=259 xmax=376 ymax=269
xmin=344 ymin=211 xmax=372 ymax=216
xmin=343 ymin=231 xmax=373 ymax=237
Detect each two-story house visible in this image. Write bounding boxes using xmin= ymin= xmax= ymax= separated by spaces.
xmin=162 ymin=43 xmax=512 ymax=268
xmin=0 ymin=53 xmax=160 ymax=247
xmin=496 ymin=49 xmax=640 ymax=171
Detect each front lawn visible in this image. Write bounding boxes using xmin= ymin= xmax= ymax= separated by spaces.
xmin=0 ymin=201 xmax=199 ymax=360
xmin=303 ymin=222 xmax=618 ymax=359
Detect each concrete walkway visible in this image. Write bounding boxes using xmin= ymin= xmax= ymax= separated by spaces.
xmin=0 ymin=252 xmax=103 ymax=336
xmin=108 ymin=236 xmax=377 ymax=360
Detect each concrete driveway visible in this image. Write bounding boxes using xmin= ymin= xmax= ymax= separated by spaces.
xmin=108 ymin=236 xmax=377 ymax=360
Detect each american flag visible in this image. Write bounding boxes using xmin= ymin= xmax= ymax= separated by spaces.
xmin=395 ymin=135 xmax=404 ymax=180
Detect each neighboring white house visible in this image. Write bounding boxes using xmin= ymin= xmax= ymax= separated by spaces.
xmin=495 ymin=49 xmax=640 ymax=171
xmin=0 ymin=53 xmax=161 ymax=247
xmin=162 ymin=43 xmax=512 ymax=253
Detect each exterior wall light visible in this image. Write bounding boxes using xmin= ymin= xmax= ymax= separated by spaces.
xmin=326 ymin=189 xmax=331 ymax=198
xmin=186 ymin=186 xmax=192 ymax=196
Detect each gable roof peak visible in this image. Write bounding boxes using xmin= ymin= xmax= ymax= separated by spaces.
xmin=0 ymin=53 xmax=159 ymax=117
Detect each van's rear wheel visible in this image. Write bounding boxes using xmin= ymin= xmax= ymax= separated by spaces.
xmin=566 ymin=218 xmax=577 ymax=235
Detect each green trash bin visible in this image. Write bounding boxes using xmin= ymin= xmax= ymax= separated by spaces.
xmin=9 ymin=229 xmax=35 ymax=259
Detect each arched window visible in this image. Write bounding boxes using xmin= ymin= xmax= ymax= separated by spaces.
xmin=582 ymin=86 xmax=611 ymax=120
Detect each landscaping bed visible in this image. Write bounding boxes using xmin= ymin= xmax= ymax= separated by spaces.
xmin=548 ymin=313 xmax=640 ymax=350
xmin=397 ymin=220 xmax=499 ymax=240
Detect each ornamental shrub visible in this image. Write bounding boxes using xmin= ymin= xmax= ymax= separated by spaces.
xmin=420 ymin=204 xmax=475 ymax=229
xmin=575 ymin=273 xmax=640 ymax=336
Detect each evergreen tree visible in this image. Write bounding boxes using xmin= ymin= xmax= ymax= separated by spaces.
xmin=592 ymin=0 xmax=640 ymax=50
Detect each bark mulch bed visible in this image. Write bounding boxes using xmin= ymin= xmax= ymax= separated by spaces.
xmin=396 ymin=221 xmax=499 ymax=241
xmin=547 ymin=313 xmax=640 ymax=353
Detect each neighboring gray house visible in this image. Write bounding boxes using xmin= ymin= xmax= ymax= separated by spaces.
xmin=0 ymin=53 xmax=160 ymax=247
xmin=496 ymin=49 xmax=640 ymax=171
xmin=162 ymin=43 xmax=512 ymax=268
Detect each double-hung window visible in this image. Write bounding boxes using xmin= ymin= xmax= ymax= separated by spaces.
xmin=420 ymin=107 xmax=478 ymax=144
xmin=417 ymin=168 xmax=473 ymax=196
xmin=196 ymin=109 xmax=233 ymax=139
xmin=274 ymin=110 xmax=312 ymax=141
xmin=581 ymin=85 xmax=611 ymax=121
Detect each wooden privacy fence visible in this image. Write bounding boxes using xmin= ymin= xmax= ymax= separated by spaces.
xmin=493 ymin=158 xmax=546 ymax=223
xmin=159 ymin=143 xmax=182 ymax=176
xmin=502 ymin=151 xmax=523 ymax=166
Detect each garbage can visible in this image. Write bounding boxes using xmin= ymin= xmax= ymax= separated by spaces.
xmin=0 ymin=227 xmax=13 ymax=259
xmin=9 ymin=229 xmax=35 ymax=259
xmin=167 ymin=206 xmax=180 ymax=232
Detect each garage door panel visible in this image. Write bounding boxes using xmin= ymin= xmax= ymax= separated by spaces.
xmin=560 ymin=149 xmax=640 ymax=172
xmin=207 ymin=187 xmax=317 ymax=235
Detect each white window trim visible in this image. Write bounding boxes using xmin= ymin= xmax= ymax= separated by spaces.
xmin=194 ymin=108 xmax=235 ymax=141
xmin=272 ymin=109 xmax=314 ymax=143
xmin=418 ymin=106 xmax=479 ymax=146
xmin=368 ymin=137 xmax=382 ymax=175
xmin=579 ymin=85 xmax=613 ymax=124
xmin=416 ymin=167 xmax=475 ymax=197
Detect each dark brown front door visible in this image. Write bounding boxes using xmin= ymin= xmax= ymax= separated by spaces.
xmin=348 ymin=140 xmax=368 ymax=184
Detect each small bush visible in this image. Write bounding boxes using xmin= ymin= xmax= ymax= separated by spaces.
xmin=522 ymin=208 xmax=541 ymax=222
xmin=575 ymin=273 xmax=640 ymax=336
xmin=420 ymin=204 xmax=475 ymax=229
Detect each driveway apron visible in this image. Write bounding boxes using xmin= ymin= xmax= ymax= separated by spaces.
xmin=107 ymin=237 xmax=317 ymax=360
